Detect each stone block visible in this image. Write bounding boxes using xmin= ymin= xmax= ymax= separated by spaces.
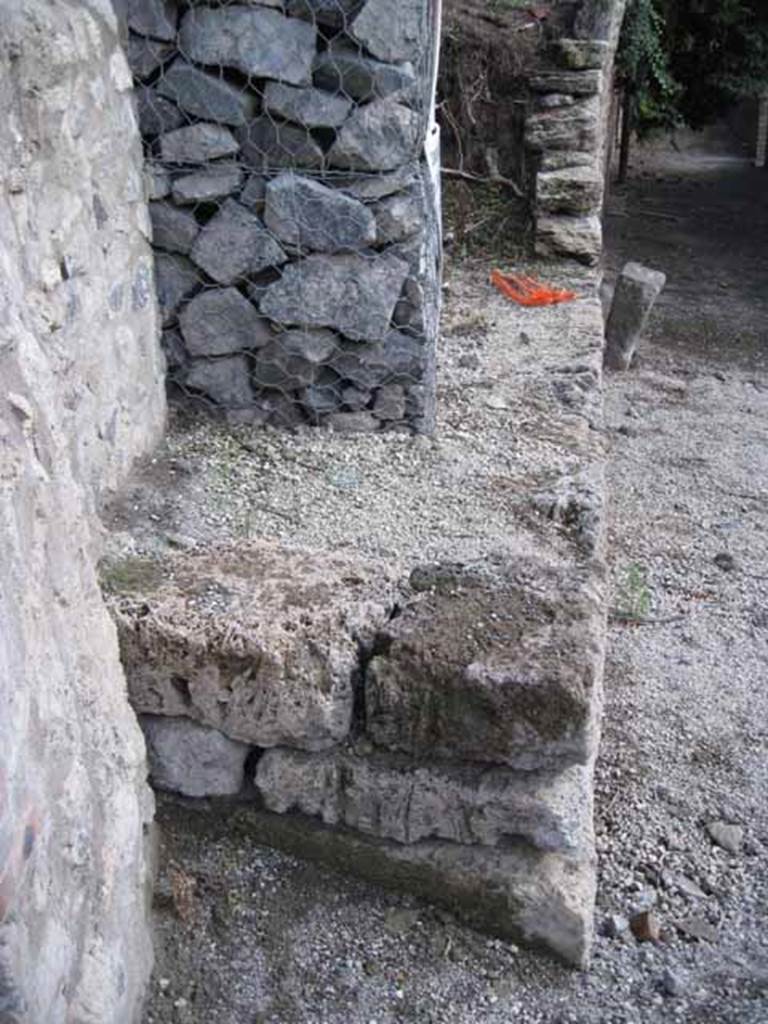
xmin=106 ymin=542 xmax=397 ymax=749
xmin=372 ymin=383 xmax=406 ymax=420
xmin=351 ymin=0 xmax=425 ymax=63
xmin=526 ymin=98 xmax=599 ymax=153
xmin=537 ymin=166 xmax=603 ymax=216
xmin=261 ymin=252 xmax=409 ymax=341
xmin=263 ymin=81 xmax=353 ymax=129
xmin=299 ymin=368 xmax=345 ymax=418
xmin=190 ymin=199 xmax=287 ymax=284
xmin=146 ymin=166 xmax=171 ymax=199
xmin=330 ymin=333 xmax=427 ymax=389
xmin=149 ymin=201 xmax=199 ymax=255
xmin=126 ymin=32 xmax=175 ymax=80
xmin=236 ymin=117 xmax=325 ymax=171
xmin=180 ymin=287 xmax=273 ymax=356
xmin=328 ymin=99 xmax=421 ymax=171
xmin=154 ymin=252 xmax=199 ymax=325
xmin=536 ymin=214 xmax=602 ymax=266
xmin=157 ymin=60 xmax=258 ymax=126
xmin=251 ymin=328 xmax=338 ymax=389
xmin=530 ymin=70 xmax=602 ymax=96
xmin=171 ymin=165 xmax=243 ymax=205
xmin=255 ymin=748 xmax=592 ymax=854
xmin=160 ymin=123 xmax=240 ymax=163
xmin=373 ymin=187 xmax=424 ymax=244
xmin=603 ymin=262 xmax=666 ymax=371
xmin=264 ymin=173 xmax=376 ymax=253
xmin=127 ymin=0 xmax=177 ymax=41
xmin=365 ymin=558 xmax=605 ymax=771
xmin=554 ymin=39 xmax=611 ymax=70
xmin=179 ymin=6 xmax=316 ymax=86
xmin=333 ymin=163 xmax=420 ymax=202
xmin=186 ymin=354 xmax=253 ymax=406
xmin=240 ymin=174 xmax=268 ymax=209
xmin=287 ymin=0 xmax=362 ymax=29
xmin=325 ymin=411 xmax=379 ymax=432
xmin=136 ymin=86 xmax=185 ymax=137
xmin=140 ymin=715 xmax=250 ymax=797
xmin=313 ymin=45 xmax=418 ymax=104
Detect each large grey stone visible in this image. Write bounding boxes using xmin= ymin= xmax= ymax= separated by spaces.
xmin=264 ymin=173 xmax=376 ymax=253
xmin=526 ymin=98 xmax=599 ymax=153
xmin=299 ymin=368 xmax=345 ymax=418
xmin=149 ymin=200 xmax=199 ymax=255
xmin=256 ymin=748 xmax=592 ymax=854
xmin=106 ymin=542 xmax=397 ymax=749
xmin=603 ymin=262 xmax=666 ymax=371
xmin=252 ymin=329 xmax=338 ymax=389
xmin=240 ymin=174 xmax=267 ymax=209
xmin=154 ymin=252 xmax=199 ymax=325
xmin=330 ymin=333 xmax=427 ymax=388
xmin=160 ymin=123 xmax=240 ymax=163
xmin=373 ymin=187 xmax=424 ymax=244
xmin=186 ymin=355 xmax=253 ymax=406
xmin=260 ymin=252 xmax=409 ymax=341
xmin=157 ymin=60 xmax=258 ymax=126
xmin=190 ymin=199 xmax=287 ymax=284
xmin=537 ymin=165 xmax=603 ymax=216
xmin=287 ymin=0 xmax=363 ymax=28
xmin=141 ymin=714 xmax=251 ymax=797
xmin=136 ymin=86 xmax=185 ymax=137
xmin=126 ymin=32 xmax=175 ymax=80
xmin=333 ymin=162 xmax=420 ymax=202
xmin=536 ymin=214 xmax=602 ymax=266
xmin=328 ymin=100 xmax=421 ymax=171
xmin=180 ymin=287 xmax=273 ymax=356
xmin=555 ymin=39 xmax=611 ymax=71
xmin=171 ymin=165 xmax=244 ymax=205
xmin=372 ymin=382 xmax=406 ymax=420
xmin=366 ymin=558 xmax=605 ymax=771
xmin=179 ymin=6 xmax=316 ymax=85
xmin=351 ymin=0 xmax=425 ymax=63
xmin=127 ymin=0 xmax=177 ymax=41
xmin=263 ymin=81 xmax=353 ymax=129
xmin=313 ymin=45 xmax=418 ymax=104
xmin=236 ymin=117 xmax=325 ymax=171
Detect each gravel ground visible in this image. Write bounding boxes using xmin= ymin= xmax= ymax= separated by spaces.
xmin=140 ymin=142 xmax=767 ymax=1024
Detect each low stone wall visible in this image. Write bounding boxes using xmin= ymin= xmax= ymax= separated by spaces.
xmin=0 ymin=2 xmax=165 ymax=1020
xmin=125 ymin=0 xmax=442 ymax=432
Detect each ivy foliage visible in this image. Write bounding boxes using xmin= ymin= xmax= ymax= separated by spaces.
xmin=616 ymin=0 xmax=681 ymax=136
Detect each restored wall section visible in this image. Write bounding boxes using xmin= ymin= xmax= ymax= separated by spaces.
xmin=0 ymin=2 xmax=165 ymax=1021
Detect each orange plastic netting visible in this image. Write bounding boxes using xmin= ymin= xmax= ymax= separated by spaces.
xmin=490 ymin=269 xmax=576 ymax=307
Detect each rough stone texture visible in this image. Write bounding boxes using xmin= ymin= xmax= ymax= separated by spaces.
xmin=154 ymin=252 xmax=199 ymax=325
xmin=252 ymin=329 xmax=338 ymax=389
xmin=149 ymin=200 xmax=199 ymax=255
xmin=160 ymin=122 xmax=240 ymax=163
xmin=372 ymin=382 xmax=407 ymax=420
xmin=373 ymin=187 xmax=424 ymax=244
xmin=366 ymin=559 xmax=605 ymax=771
xmin=526 ymin=99 xmax=600 ymax=153
xmin=127 ymin=0 xmax=177 ymax=41
xmin=240 ymin=174 xmax=268 ymax=209
xmin=179 ymin=6 xmax=316 ymax=86
xmin=236 ymin=117 xmax=325 ymax=171
xmin=333 ymin=162 xmax=420 ymax=202
xmin=190 ymin=199 xmax=288 ymax=284
xmin=603 ymin=261 xmax=666 ymax=370
xmin=329 ymin=99 xmax=421 ymax=171
xmin=0 ymin=3 xmax=165 ymax=1020
xmin=555 ymin=38 xmax=611 ymax=70
xmin=325 ymin=410 xmax=380 ymax=432
xmin=536 ymin=214 xmax=603 ymax=266
xmin=186 ymin=355 xmax=253 ymax=406
xmin=136 ymin=86 xmax=185 ymax=136
xmin=351 ymin=0 xmax=425 ymax=63
xmin=287 ymin=0 xmax=362 ymax=28
xmin=126 ymin=32 xmax=174 ymax=80
xmin=180 ymin=287 xmax=273 ymax=356
xmin=106 ymin=543 xmax=398 ymax=749
xmin=530 ymin=70 xmax=602 ymax=96
xmin=313 ymin=45 xmax=418 ymax=104
xmin=171 ymin=165 xmax=243 ymax=205
xmin=256 ymin=748 xmax=592 ymax=854
xmin=536 ymin=166 xmax=603 ymax=216
xmin=330 ymin=333 xmax=427 ymax=389
xmin=157 ymin=60 xmax=258 ymax=126
xmin=140 ymin=715 xmax=250 ymax=797
xmin=261 ymin=252 xmax=409 ymax=341
xmin=265 ymin=173 xmax=376 ymax=253
xmin=146 ymin=165 xmax=171 ymax=199
xmin=263 ymin=81 xmax=353 ymax=129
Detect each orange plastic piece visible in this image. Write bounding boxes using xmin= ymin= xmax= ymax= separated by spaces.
xmin=490 ymin=269 xmax=577 ymax=307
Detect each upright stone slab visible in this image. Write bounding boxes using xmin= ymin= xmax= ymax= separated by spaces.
xmin=603 ymin=262 xmax=666 ymax=370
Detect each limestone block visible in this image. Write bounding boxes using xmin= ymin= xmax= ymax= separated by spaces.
xmin=537 ymin=166 xmax=603 ymax=216
xmin=127 ymin=0 xmax=177 ymax=41
xmin=180 ymin=288 xmax=273 ymax=356
xmin=126 ymin=33 xmax=174 ymax=80
xmin=171 ymin=165 xmax=244 ymax=205
xmin=149 ymin=200 xmax=199 ymax=255
xmin=603 ymin=262 xmax=667 ymax=371
xmin=255 ymin=748 xmax=592 ymax=854
xmin=179 ymin=6 xmax=316 ymax=85
xmin=261 ymin=252 xmax=409 ymax=341
xmin=190 ymin=199 xmax=288 ymax=284
xmin=136 ymin=86 xmax=185 ymax=136
xmin=141 ymin=715 xmax=251 ymax=796
xmin=154 ymin=252 xmax=199 ymax=324
xmin=530 ymin=70 xmax=602 ymax=96
xmin=263 ymin=81 xmax=353 ymax=129
xmin=555 ymin=39 xmax=611 ymax=70
xmin=106 ymin=543 xmax=397 ymax=749
xmin=251 ymin=328 xmax=338 ymax=389
xmin=157 ymin=61 xmax=258 ymax=126
xmin=526 ymin=98 xmax=599 ymax=153
xmin=265 ymin=173 xmax=376 ymax=253
xmin=160 ymin=123 xmax=240 ymax=163
xmin=365 ymin=558 xmax=605 ymax=771
xmin=373 ymin=188 xmax=424 ymax=244
xmin=535 ymin=214 xmax=602 ymax=266
xmin=329 ymin=100 xmax=421 ymax=171
xmin=186 ymin=355 xmax=254 ymax=406
xmin=351 ymin=0 xmax=425 ymax=63
xmin=236 ymin=117 xmax=325 ymax=171
xmin=313 ymin=45 xmax=418 ymax=104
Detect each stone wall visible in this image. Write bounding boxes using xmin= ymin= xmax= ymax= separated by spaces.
xmin=126 ymin=0 xmax=442 ymax=433
xmin=0 ymin=2 xmax=165 ymax=1021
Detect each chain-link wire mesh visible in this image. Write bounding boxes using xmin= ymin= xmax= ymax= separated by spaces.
xmin=126 ymin=0 xmax=442 ymax=433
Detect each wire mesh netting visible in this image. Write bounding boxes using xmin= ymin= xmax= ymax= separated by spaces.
xmin=126 ymin=0 xmax=442 ymax=433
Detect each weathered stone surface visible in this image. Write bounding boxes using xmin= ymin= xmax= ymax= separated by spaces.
xmin=265 ymin=173 xmax=376 ymax=253
xmin=261 ymin=252 xmax=409 ymax=341
xmin=334 ymin=163 xmax=420 ymax=202
xmin=342 ymin=384 xmax=372 ymax=410
xmin=287 ymin=0 xmax=362 ymax=28
xmin=331 ymin=333 xmax=427 ymax=388
xmin=372 ymin=383 xmax=407 ymax=420
xmin=530 ymin=70 xmax=602 ymax=96
xmin=236 ymin=117 xmax=325 ymax=171
xmin=136 ymin=86 xmax=185 ymax=136
xmin=126 ymin=32 xmax=174 ymax=80
xmin=373 ymin=187 xmax=424 ymax=244
xmin=190 ymin=199 xmax=287 ymax=284
xmin=328 ymin=100 xmax=421 ymax=171
xmin=540 ymin=150 xmax=595 ymax=172
xmin=366 ymin=558 xmax=605 ymax=771
xmin=106 ymin=542 xmax=397 ymax=749
xmin=351 ymin=0 xmax=425 ymax=63
xmin=180 ymin=287 xmax=273 ymax=356
xmin=299 ymin=368 xmax=344 ymax=418
xmin=127 ymin=0 xmax=177 ymax=41
xmin=603 ymin=262 xmax=666 ymax=370
xmin=252 ymin=329 xmax=338 ymax=389
xmin=149 ymin=200 xmax=199 ymax=255
xmin=240 ymin=174 xmax=268 ymax=208
xmin=141 ymin=715 xmax=251 ymax=797
xmin=157 ymin=60 xmax=258 ymax=126
xmin=154 ymin=252 xmax=199 ymax=324
xmin=537 ymin=165 xmax=603 ymax=216
xmin=314 ymin=46 xmax=418 ymax=104
xmin=256 ymin=748 xmax=592 ymax=853
xmin=325 ymin=411 xmax=380 ymax=432
xmin=263 ymin=81 xmax=353 ymax=129
xmin=555 ymin=38 xmax=611 ymax=70
xmin=179 ymin=6 xmax=316 ymax=85
xmin=171 ymin=165 xmax=244 ymax=205
xmin=146 ymin=165 xmax=172 ymax=199
xmin=186 ymin=355 xmax=253 ymax=406
xmin=160 ymin=123 xmax=240 ymax=163
xmin=526 ymin=98 xmax=599 ymax=153
xmin=535 ymin=214 xmax=602 ymax=266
